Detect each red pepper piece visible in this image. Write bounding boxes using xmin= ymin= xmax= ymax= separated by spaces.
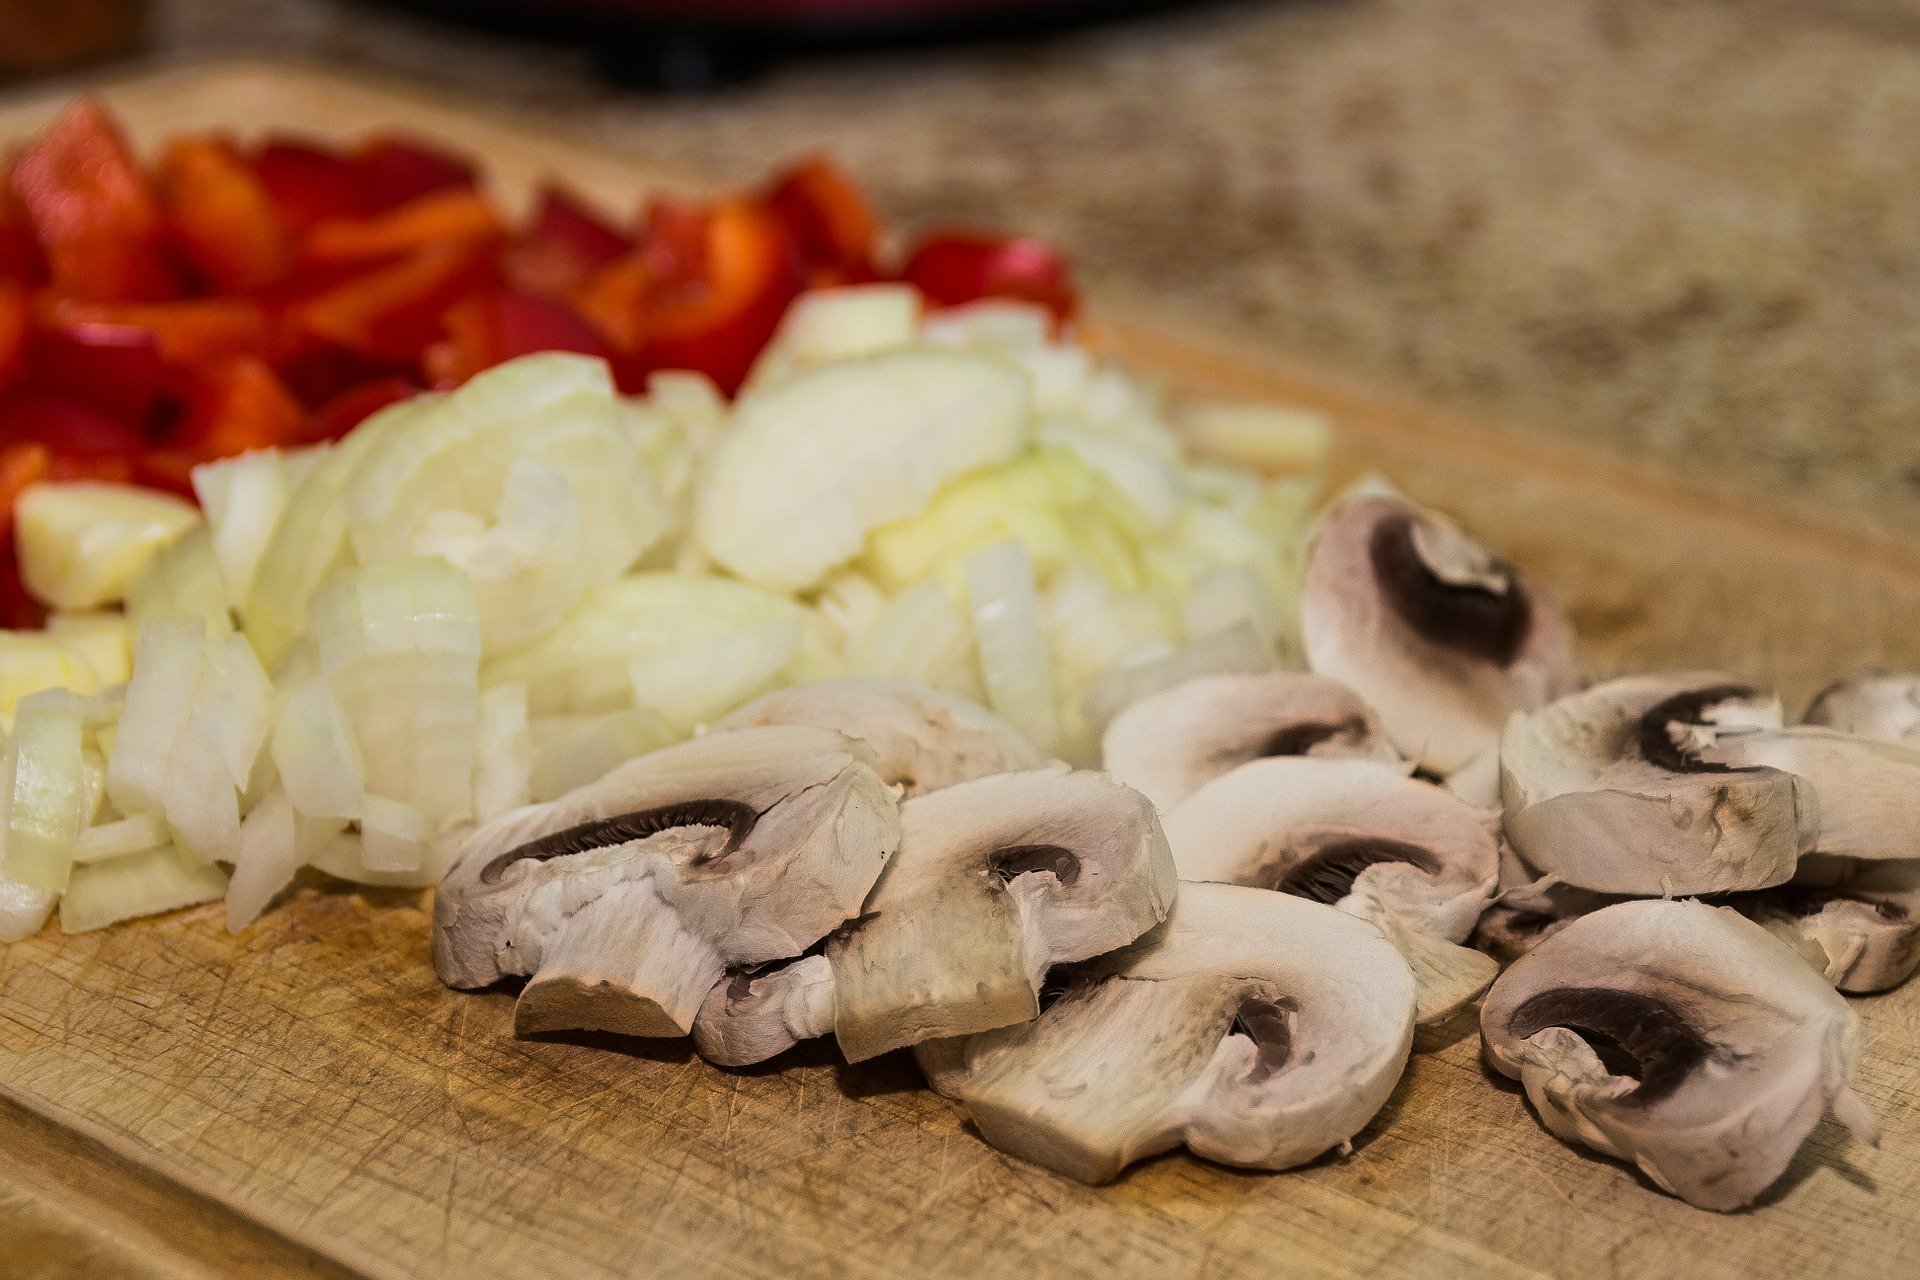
xmin=577 ymin=253 xmax=652 ymax=353
xmin=638 ymin=199 xmax=803 ymax=394
xmin=425 ymin=286 xmax=614 ymax=388
xmin=8 ymin=100 xmax=178 ymax=302
xmin=308 ymin=375 xmax=419 ymax=442
xmin=163 ymin=356 xmax=304 ymax=460
xmin=502 ymin=186 xmax=631 ymax=300
xmin=158 ymin=136 xmax=293 ymax=293
xmin=26 ymin=323 xmax=163 ymax=423
xmin=292 ymin=242 xmax=496 ymax=367
xmin=0 ymin=280 xmax=26 ymax=395
xmin=254 ymin=139 xmax=377 ymax=233
xmin=351 ymin=136 xmax=478 ymax=212
xmin=300 ymin=189 xmax=505 ymax=271
xmin=0 ymin=177 xmax=42 ymax=284
xmin=0 ymin=391 xmax=146 ymax=462
xmin=40 ymin=298 xmax=271 ymax=370
xmin=763 ymin=156 xmax=879 ymax=278
xmin=899 ymin=231 xmax=1076 ymax=321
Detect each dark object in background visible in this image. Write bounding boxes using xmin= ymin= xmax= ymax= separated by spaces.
xmin=0 ymin=0 xmax=145 ymax=75
xmin=374 ymin=0 xmax=1210 ymax=90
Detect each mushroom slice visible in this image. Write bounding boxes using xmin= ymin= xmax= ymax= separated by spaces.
xmin=1483 ymin=899 xmax=1878 ymax=1211
xmin=434 ymin=724 xmax=899 ymax=1039
xmin=1804 ymin=672 xmax=1920 ymax=745
xmin=1722 ymin=858 xmax=1920 ymax=994
xmin=915 ymin=881 xmax=1416 ymax=1184
xmin=1471 ymin=847 xmax=1619 ymax=966
xmin=1694 ymin=726 xmax=1920 ymax=863
xmin=1300 ymin=489 xmax=1578 ymax=773
xmin=1500 ymin=672 xmax=1815 ymax=896
xmin=715 ymin=677 xmax=1042 ymax=796
xmin=1100 ymin=672 xmax=1398 ymax=811
xmin=1163 ymin=757 xmax=1499 ymax=1021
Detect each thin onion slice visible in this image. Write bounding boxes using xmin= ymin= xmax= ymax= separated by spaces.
xmin=2 ymin=693 xmax=87 ymax=893
xmin=963 ymin=539 xmax=1061 ymax=755
xmin=73 ymin=812 xmax=170 ymax=864
xmin=193 ymin=449 xmax=291 ymax=604
xmin=528 ymin=706 xmax=677 ymax=803
xmin=472 ymin=683 xmax=531 ymax=823
xmin=59 ymin=843 xmax=227 ymax=934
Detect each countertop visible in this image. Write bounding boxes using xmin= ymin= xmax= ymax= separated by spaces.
xmin=65 ymin=0 xmax=1920 ymax=534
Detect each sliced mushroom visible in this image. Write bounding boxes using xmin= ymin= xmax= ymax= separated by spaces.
xmin=1100 ymin=672 xmax=1398 ymax=811
xmin=1482 ymin=898 xmax=1878 ymax=1211
xmin=1300 ymin=489 xmax=1578 ymax=773
xmin=1163 ymin=757 xmax=1500 ymax=1021
xmin=1500 ymin=673 xmax=1815 ymax=896
xmin=701 ymin=767 xmax=1174 ymax=1066
xmin=715 ymin=677 xmax=1042 ymax=796
xmin=1805 ymin=672 xmax=1920 ymax=745
xmin=434 ymin=724 xmax=899 ymax=1039
xmin=915 ymin=881 xmax=1416 ymax=1184
xmin=1471 ymin=846 xmax=1619 ymax=965
xmin=1721 ymin=858 xmax=1920 ymax=994
xmin=1694 ymin=725 xmax=1920 ymax=863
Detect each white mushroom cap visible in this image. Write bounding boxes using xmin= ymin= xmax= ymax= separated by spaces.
xmin=1500 ymin=672 xmax=1815 ymax=896
xmin=827 ymin=767 xmax=1177 ymax=1062
xmin=1164 ymin=757 xmax=1500 ymax=1019
xmin=1100 ymin=672 xmax=1398 ymax=812
xmin=1481 ymin=898 xmax=1876 ymax=1212
xmin=1301 ymin=490 xmax=1578 ymax=773
xmin=715 ymin=677 xmax=1043 ymax=796
xmin=916 ymin=882 xmax=1416 ymax=1184
xmin=1804 ymin=673 xmax=1920 ymax=745
xmin=1728 ymin=859 xmax=1920 ymax=995
xmin=433 ymin=725 xmax=899 ymax=1039
xmin=1697 ymin=726 xmax=1920 ymax=863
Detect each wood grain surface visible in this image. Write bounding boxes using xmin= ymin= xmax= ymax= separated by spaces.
xmin=2 ymin=61 xmax=1918 ymax=1280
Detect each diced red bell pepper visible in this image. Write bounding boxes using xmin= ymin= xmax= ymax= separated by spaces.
xmin=639 ymin=199 xmax=804 ymax=394
xmin=8 ymin=100 xmax=178 ymax=302
xmin=292 ymin=242 xmax=496 ymax=367
xmin=899 ymin=231 xmax=1076 ymax=322
xmin=25 ymin=323 xmax=163 ymax=423
xmin=0 ymin=178 xmax=42 ymax=284
xmin=501 ymin=186 xmax=630 ymax=300
xmin=577 ymin=252 xmax=653 ymax=353
xmin=308 ymin=375 xmax=419 ymax=442
xmin=158 ymin=136 xmax=293 ymax=293
xmin=299 ymin=189 xmax=505 ymax=271
xmin=351 ymin=136 xmax=478 ymax=212
xmin=424 ymin=286 xmax=614 ymax=388
xmin=40 ymin=298 xmax=271 ymax=370
xmin=0 ymin=392 xmax=146 ymax=464
xmin=764 ymin=156 xmax=879 ymax=281
xmin=253 ymin=139 xmax=376 ymax=233
xmin=0 ymin=280 xmax=27 ymax=395
xmin=163 ymin=356 xmax=304 ymax=460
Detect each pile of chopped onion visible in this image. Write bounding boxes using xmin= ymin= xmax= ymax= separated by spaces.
xmin=0 ymin=284 xmax=1326 ymax=938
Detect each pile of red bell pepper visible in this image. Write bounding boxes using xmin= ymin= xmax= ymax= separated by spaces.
xmin=0 ymin=99 xmax=1075 ymax=626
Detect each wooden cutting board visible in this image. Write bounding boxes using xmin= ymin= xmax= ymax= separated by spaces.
xmin=3 ymin=60 xmax=1919 ymax=1280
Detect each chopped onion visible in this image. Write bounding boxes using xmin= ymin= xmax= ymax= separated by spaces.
xmin=963 ymin=540 xmax=1060 ymax=755
xmin=225 ymin=785 xmax=299 ymax=930
xmin=271 ymin=676 xmax=366 ymax=820
xmin=1081 ymin=619 xmax=1277 ymax=737
xmin=746 ymin=284 xmax=921 ymax=391
xmin=193 ymin=449 xmax=291 ymax=603
xmin=472 ymin=683 xmax=531 ymax=823
xmin=1181 ymin=564 xmax=1282 ymax=653
xmin=529 ymin=706 xmax=676 ymax=803
xmin=3 ymin=691 xmax=89 ymax=893
xmin=58 ymin=844 xmax=227 ymax=934
xmin=73 ymin=812 xmax=169 ymax=864
xmin=847 ymin=579 xmax=982 ymax=703
xmin=358 ymin=794 xmax=431 ymax=873
xmin=46 ymin=612 xmax=133 ymax=686
xmin=0 ymin=633 xmax=102 ymax=728
xmin=13 ymin=481 xmax=200 ymax=611
xmin=0 ymin=870 xmax=55 ymax=942
xmin=1037 ymin=421 xmax=1184 ymax=529
xmin=305 ymin=827 xmax=452 ymax=889
xmin=811 ymin=569 xmax=888 ymax=656
xmin=126 ymin=524 xmax=232 ymax=637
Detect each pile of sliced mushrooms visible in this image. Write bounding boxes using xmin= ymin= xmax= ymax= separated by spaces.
xmin=435 ymin=484 xmax=1907 ymax=1212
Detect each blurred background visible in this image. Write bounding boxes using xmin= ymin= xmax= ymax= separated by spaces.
xmin=7 ymin=0 xmax=1920 ymax=536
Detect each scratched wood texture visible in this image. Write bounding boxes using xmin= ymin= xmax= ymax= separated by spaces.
xmin=2 ymin=61 xmax=1920 ymax=1280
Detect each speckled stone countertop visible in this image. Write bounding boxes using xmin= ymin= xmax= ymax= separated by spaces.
xmin=112 ymin=0 xmax=1920 ymax=532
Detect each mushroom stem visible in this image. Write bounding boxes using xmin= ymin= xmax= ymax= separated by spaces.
xmin=514 ymin=876 xmax=725 ymax=1038
xmin=693 ymin=954 xmax=838 ymax=1066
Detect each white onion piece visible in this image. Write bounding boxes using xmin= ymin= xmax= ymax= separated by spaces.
xmin=58 ymin=844 xmax=227 ymax=934
xmin=1081 ymin=619 xmax=1277 ymax=737
xmin=485 ymin=574 xmax=808 ymax=722
xmin=73 ymin=812 xmax=169 ymax=864
xmin=847 ymin=579 xmax=982 ymax=703
xmin=46 ymin=612 xmax=133 ymax=686
xmin=472 ymin=684 xmax=531 ymax=824
xmin=193 ymin=449 xmax=291 ymax=603
xmin=528 ymin=706 xmax=677 ymax=803
xmin=1181 ymin=564 xmax=1281 ymax=652
xmin=0 ymin=874 xmax=55 ymax=941
xmin=359 ymin=794 xmax=431 ymax=873
xmin=963 ymin=540 xmax=1061 ymax=756
xmin=1037 ymin=420 xmax=1184 ymax=529
xmin=0 ymin=634 xmax=102 ymax=728
xmin=125 ymin=525 xmax=232 ymax=636
xmin=305 ymin=828 xmax=451 ymax=889
xmin=225 ymin=786 xmax=300 ymax=930
xmin=3 ymin=692 xmax=87 ymax=894
xmin=271 ymin=676 xmax=366 ymax=820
